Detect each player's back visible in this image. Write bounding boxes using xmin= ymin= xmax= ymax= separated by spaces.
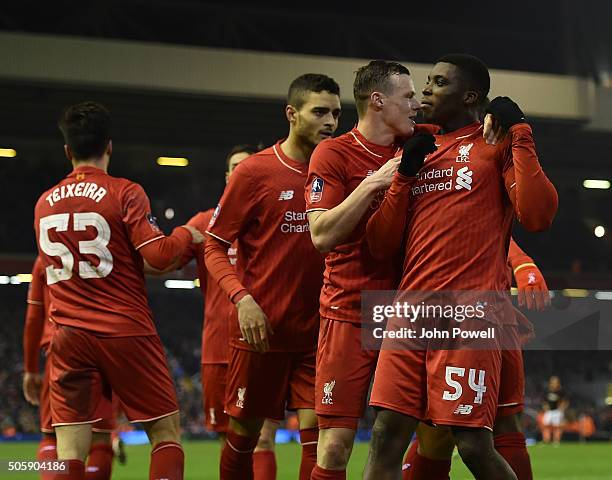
xmin=34 ymin=165 xmax=159 ymax=337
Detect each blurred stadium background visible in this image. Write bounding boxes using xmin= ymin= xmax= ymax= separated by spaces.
xmin=0 ymin=1 xmax=611 ymax=478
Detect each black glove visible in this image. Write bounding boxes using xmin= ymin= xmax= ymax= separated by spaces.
xmin=399 ymin=133 xmax=437 ymax=177
xmin=486 ymin=96 xmax=526 ymax=130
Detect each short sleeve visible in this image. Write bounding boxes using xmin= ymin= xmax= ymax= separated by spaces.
xmin=206 ymin=162 xmax=258 ymax=244
xmin=27 ymin=257 xmax=45 ymax=305
xmin=305 ymin=143 xmax=347 ymax=212
xmin=121 ymin=182 xmax=164 ymax=250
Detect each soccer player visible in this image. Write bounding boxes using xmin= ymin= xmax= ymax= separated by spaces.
xmin=542 ymin=375 xmax=568 ymax=445
xmin=363 ymin=54 xmax=558 ymax=479
xmin=23 ymin=256 xmax=121 ymax=480
xmin=170 ymin=144 xmax=281 ymax=479
xmin=401 ymin=238 xmax=549 ymax=480
xmin=304 ymin=60 xmax=421 ymax=480
xmin=204 ymin=74 xmax=342 ymax=480
xmin=34 ymin=101 xmax=203 ymax=480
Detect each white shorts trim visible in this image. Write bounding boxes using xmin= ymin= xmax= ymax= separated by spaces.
xmin=52 ymin=417 xmax=103 ymax=427
xmin=129 ymin=409 xmax=180 ymax=424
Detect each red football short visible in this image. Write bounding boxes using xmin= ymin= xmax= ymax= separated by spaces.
xmin=41 ymin=354 xmax=117 ymax=433
xmin=224 ymin=346 xmax=315 ymax=420
xmin=496 ymin=349 xmax=525 ymax=418
xmin=315 ymin=318 xmax=379 ymax=430
xmin=369 ymin=325 xmax=520 ymax=431
xmin=49 ymin=325 xmax=179 ymax=426
xmin=201 ymin=363 xmax=229 ymax=433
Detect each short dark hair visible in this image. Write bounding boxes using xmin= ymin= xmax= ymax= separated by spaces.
xmin=58 ymin=101 xmax=111 ymax=160
xmin=225 ymin=143 xmax=263 ymax=169
xmin=287 ymin=73 xmax=340 ymax=110
xmin=436 ymin=54 xmax=490 ymax=105
xmin=353 ymin=60 xmax=411 ymax=116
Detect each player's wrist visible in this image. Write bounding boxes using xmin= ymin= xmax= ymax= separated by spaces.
xmin=234 ymin=292 xmax=251 ymax=306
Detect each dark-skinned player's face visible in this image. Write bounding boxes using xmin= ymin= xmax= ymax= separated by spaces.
xmin=421 ymin=62 xmax=473 ymax=125
xmin=290 ymin=91 xmax=341 ymax=148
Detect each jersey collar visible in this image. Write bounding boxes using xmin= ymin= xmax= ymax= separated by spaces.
xmin=349 ymin=128 xmax=401 ymax=158
xmin=273 ymin=140 xmax=307 ymax=175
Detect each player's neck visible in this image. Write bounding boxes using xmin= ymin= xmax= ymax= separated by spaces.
xmin=279 ymin=135 xmax=312 ymax=164
xmin=437 ymin=112 xmax=479 ymax=135
xmin=356 ymin=116 xmax=396 ymax=147
xmin=72 ymin=159 xmax=108 ymax=173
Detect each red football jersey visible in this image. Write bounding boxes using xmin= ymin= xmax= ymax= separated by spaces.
xmin=305 ymin=128 xmax=402 ymax=323
xmin=27 ymin=256 xmax=52 ymax=348
xmin=33 ymin=165 xmax=163 ymax=336
xmin=182 ymin=209 xmax=235 ymax=364
xmin=206 ymin=141 xmax=324 ymax=352
xmin=400 ymin=122 xmax=516 ymax=293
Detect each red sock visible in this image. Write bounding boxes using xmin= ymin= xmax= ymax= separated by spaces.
xmin=38 ymin=437 xmax=58 ymax=461
xmin=310 ymin=465 xmax=346 ymax=479
xmin=299 ymin=428 xmax=318 ymax=480
xmin=150 ymin=441 xmax=184 ymax=480
xmin=50 ymin=459 xmax=85 ymax=479
xmin=495 ymin=432 xmax=533 ymax=480
xmin=220 ymin=430 xmax=260 ymax=480
xmin=402 ymin=440 xmax=418 ymax=479
xmin=38 ymin=437 xmax=58 ymax=480
xmin=253 ymin=450 xmax=276 ymax=480
xmin=85 ymin=444 xmax=114 ymax=480
xmin=403 ymin=437 xmax=451 ymax=480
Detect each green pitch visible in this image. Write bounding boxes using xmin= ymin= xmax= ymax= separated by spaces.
xmin=0 ymin=441 xmax=610 ymax=479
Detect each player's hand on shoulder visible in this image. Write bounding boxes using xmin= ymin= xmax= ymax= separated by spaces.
xmin=183 ymin=225 xmax=205 ymax=244
xmin=236 ymin=294 xmax=273 ymax=353
xmin=365 ymin=157 xmax=400 ymax=190
xmin=22 ymin=372 xmax=42 ymax=406
xmin=484 ymin=96 xmax=527 ymax=145
xmin=398 ymin=133 xmax=437 ymax=177
xmin=514 ymin=263 xmax=551 ymax=311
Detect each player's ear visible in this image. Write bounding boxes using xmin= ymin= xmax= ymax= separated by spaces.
xmin=464 ymin=90 xmax=478 ymax=108
xmin=225 ymin=171 xmax=230 ymax=184
xmin=371 ymin=91 xmax=384 ymax=110
xmin=106 ymin=140 xmax=113 ymax=157
xmin=64 ymin=144 xmax=73 ymax=162
xmin=286 ymin=104 xmax=298 ymax=124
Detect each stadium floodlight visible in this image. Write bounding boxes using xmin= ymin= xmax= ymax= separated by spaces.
xmin=193 ymin=278 xmax=200 ymax=288
xmin=582 ymin=179 xmax=610 ymax=189
xmin=157 ymin=157 xmax=189 ymax=167
xmin=562 ymin=288 xmax=589 ymax=298
xmin=164 ymin=279 xmax=195 ymax=289
xmin=594 ymin=225 xmax=605 ymax=238
xmin=595 ymin=291 xmax=612 ymax=300
xmin=0 ymin=148 xmax=16 ymax=157
xmin=16 ymin=273 xmax=32 ymax=283
xmin=0 ymin=276 xmax=9 ymax=284
xmin=164 ymin=208 xmax=175 ymax=219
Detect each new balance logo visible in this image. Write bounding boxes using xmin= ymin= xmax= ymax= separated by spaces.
xmin=454 ymin=404 xmax=473 ymax=415
xmin=455 ymin=166 xmax=473 ymax=191
xmin=322 ymin=380 xmax=335 ymax=405
xmin=278 ymin=190 xmax=294 ymax=201
xmin=236 ymin=387 xmax=246 ymax=409
xmin=456 ymin=143 xmax=473 ymax=163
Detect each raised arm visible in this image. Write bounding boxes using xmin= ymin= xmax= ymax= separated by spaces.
xmin=489 ymin=97 xmax=558 ymax=231
xmin=366 ymin=134 xmax=437 ymax=259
